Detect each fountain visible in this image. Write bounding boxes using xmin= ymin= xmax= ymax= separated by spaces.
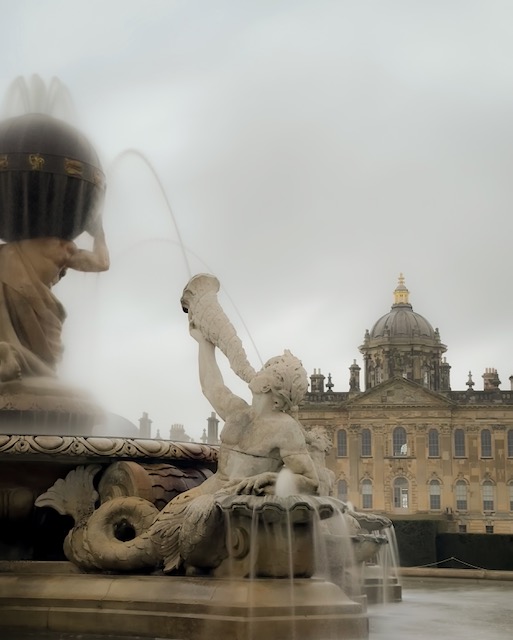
xmin=0 ymin=78 xmax=393 ymax=639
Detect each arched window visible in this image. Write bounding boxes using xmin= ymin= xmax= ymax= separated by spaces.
xmin=393 ymin=477 xmax=409 ymax=509
xmin=336 ymin=429 xmax=347 ymax=457
xmin=361 ymin=479 xmax=373 ymax=509
xmin=454 ymin=429 xmax=466 ymax=457
xmin=455 ymin=480 xmax=468 ymax=511
xmin=393 ymin=427 xmax=407 ymax=456
xmin=337 ymin=479 xmax=348 ymax=502
xmin=508 ymin=430 xmax=513 ymax=458
xmin=428 ymin=429 xmax=439 ymax=457
xmin=361 ymin=428 xmax=372 ymax=457
xmin=429 ymin=479 xmax=441 ymax=510
xmin=480 ymin=429 xmax=492 ymax=458
xmin=482 ymin=480 xmax=495 ymax=512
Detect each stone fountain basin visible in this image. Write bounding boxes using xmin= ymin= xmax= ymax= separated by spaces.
xmin=0 ymin=561 xmax=369 ymax=640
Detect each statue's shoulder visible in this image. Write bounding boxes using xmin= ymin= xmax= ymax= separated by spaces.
xmin=268 ymin=413 xmax=306 ymax=445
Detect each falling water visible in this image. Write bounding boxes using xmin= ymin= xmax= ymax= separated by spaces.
xmin=314 ymin=507 xmax=359 ymax=600
xmin=362 ymin=525 xmax=402 ymax=604
xmin=378 ymin=526 xmax=402 ymax=603
xmin=275 ymin=467 xmax=299 ymax=497
xmin=284 ymin=510 xmax=297 ymax=640
xmin=109 ymin=149 xmax=192 ymax=279
xmin=384 ymin=525 xmax=401 ymax=577
xmin=1 ymin=75 xmax=77 ymax=121
xmin=106 ymin=151 xmax=265 ymax=369
xmin=247 ymin=506 xmax=260 ymax=640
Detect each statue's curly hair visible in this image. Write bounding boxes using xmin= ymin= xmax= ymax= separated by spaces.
xmin=305 ymin=426 xmax=332 ymax=453
xmin=261 ymin=349 xmax=308 ymax=412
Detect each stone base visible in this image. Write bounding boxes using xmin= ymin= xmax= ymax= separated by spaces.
xmin=0 ymin=561 xmax=369 ymax=639
xmin=0 ymin=377 xmax=103 ymax=435
xmin=364 ymin=580 xmax=402 ymax=604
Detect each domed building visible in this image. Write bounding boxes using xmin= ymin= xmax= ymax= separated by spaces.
xmin=360 ymin=274 xmax=450 ymax=391
xmin=299 ymin=275 xmax=513 ymax=570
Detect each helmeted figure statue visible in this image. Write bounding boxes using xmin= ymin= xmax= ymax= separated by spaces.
xmin=0 ymin=76 xmax=109 ymax=425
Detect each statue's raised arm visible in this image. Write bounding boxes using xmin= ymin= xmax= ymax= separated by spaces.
xmin=66 ymin=217 xmax=110 ymax=274
xmin=181 ymin=274 xmax=319 ymax=496
xmin=188 ymin=327 xmax=247 ymax=421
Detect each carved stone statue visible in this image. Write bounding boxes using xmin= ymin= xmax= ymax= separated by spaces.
xmin=0 ymin=222 xmax=109 ymax=381
xmin=0 ymin=93 xmax=109 ymax=388
xmin=36 ymin=274 xmax=321 ymax=572
xmin=36 ymin=274 xmax=391 ymax=578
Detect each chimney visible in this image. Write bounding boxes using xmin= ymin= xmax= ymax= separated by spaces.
xmin=138 ymin=412 xmax=152 ymax=438
xmin=309 ymin=369 xmax=325 ymax=394
xmin=440 ymin=357 xmax=451 ymax=391
xmin=349 ymin=360 xmax=361 ymax=392
xmin=207 ymin=411 xmax=219 ymax=444
xmin=482 ymin=368 xmax=501 ymax=391
xmin=169 ymin=423 xmax=189 ymax=442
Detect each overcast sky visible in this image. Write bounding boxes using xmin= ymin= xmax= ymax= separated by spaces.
xmin=1 ymin=0 xmax=513 ymax=440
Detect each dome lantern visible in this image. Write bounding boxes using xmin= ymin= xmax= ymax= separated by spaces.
xmin=393 ymin=273 xmax=410 ymax=306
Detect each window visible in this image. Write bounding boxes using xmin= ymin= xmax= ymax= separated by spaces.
xmin=485 ymin=525 xmax=494 ymax=534
xmin=508 ymin=430 xmax=513 ymax=458
xmin=393 ymin=427 xmax=407 ymax=456
xmin=454 ymin=429 xmax=466 ymax=457
xmin=393 ymin=477 xmax=409 ymax=509
xmin=458 ymin=524 xmax=467 ymax=533
xmin=509 ymin=484 xmax=513 ymax=512
xmin=361 ymin=429 xmax=372 ymax=457
xmin=482 ymin=481 xmax=495 ymax=512
xmin=480 ymin=429 xmax=492 ymax=458
xmin=429 ymin=480 xmax=441 ymax=510
xmin=336 ymin=429 xmax=347 ymax=457
xmin=337 ymin=479 xmax=348 ymax=502
xmin=455 ymin=480 xmax=468 ymax=511
xmin=428 ymin=429 xmax=439 ymax=457
xmin=361 ymin=479 xmax=373 ymax=509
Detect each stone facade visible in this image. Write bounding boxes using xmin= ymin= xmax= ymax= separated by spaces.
xmin=298 ymin=277 xmax=513 ymax=535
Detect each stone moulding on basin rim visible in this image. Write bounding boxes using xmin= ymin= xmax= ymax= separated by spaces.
xmin=0 ymin=434 xmax=219 ymax=463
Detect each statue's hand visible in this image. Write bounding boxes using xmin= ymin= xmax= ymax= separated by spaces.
xmin=85 ymin=214 xmax=104 ymax=238
xmin=235 ymin=472 xmax=277 ymax=496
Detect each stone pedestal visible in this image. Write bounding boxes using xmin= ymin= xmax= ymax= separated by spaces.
xmin=0 ymin=561 xmax=369 ymax=640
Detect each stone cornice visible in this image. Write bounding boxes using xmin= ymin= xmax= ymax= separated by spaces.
xmin=0 ymin=435 xmax=218 ymax=464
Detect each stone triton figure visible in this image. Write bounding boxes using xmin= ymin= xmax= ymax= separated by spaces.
xmin=0 ymin=218 xmax=109 ymax=381
xmin=38 ymin=274 xmax=320 ymax=574
xmin=187 ymin=327 xmax=319 ymax=497
xmin=149 ymin=322 xmax=321 ymax=572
